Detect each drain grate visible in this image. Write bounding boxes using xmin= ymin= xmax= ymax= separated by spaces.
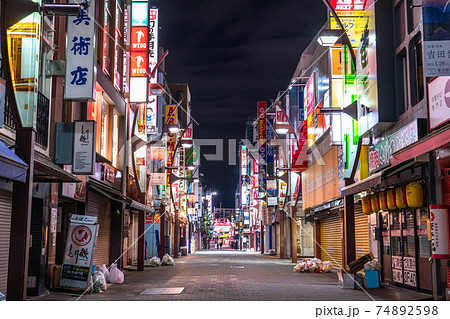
xmin=139 ymin=287 xmax=184 ymax=295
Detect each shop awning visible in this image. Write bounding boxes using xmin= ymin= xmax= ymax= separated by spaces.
xmin=392 ymin=123 xmax=450 ymax=166
xmin=34 ymin=152 xmax=80 ymax=183
xmin=88 ymin=178 xmax=128 ymax=204
xmin=0 ymin=140 xmax=28 ymax=183
xmin=341 ymin=171 xmax=382 ymax=197
xmin=128 ymin=200 xmax=154 ymax=213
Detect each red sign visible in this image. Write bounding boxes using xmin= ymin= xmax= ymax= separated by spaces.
xmin=305 ymin=74 xmax=315 ymax=117
xmin=130 ymin=52 xmax=148 ymax=77
xmin=131 ymin=27 xmax=148 ymax=51
xmin=71 ymin=225 xmax=92 ymax=247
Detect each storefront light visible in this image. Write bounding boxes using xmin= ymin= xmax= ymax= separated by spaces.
xmin=317 ymin=29 xmax=344 ymax=46
xmin=181 ymin=139 xmax=193 ymax=148
xmin=167 ymin=123 xmax=180 ymax=133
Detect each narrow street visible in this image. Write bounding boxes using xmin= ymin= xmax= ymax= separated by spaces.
xmin=32 ymin=250 xmax=432 ymax=301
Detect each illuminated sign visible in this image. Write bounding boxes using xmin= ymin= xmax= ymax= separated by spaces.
xmin=258 ymin=101 xmax=267 ymax=193
xmin=304 ymin=73 xmax=315 ymax=117
xmin=65 ymin=1 xmax=96 ymax=100
xmin=131 ymin=26 xmax=148 ymax=51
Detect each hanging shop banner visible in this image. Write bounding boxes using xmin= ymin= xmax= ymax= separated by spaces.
xmin=72 ymin=121 xmax=96 ymax=175
xmin=148 ymin=146 xmax=165 ymax=185
xmin=304 ymin=73 xmax=315 ymax=117
xmin=368 ymin=119 xmax=427 ymax=174
xmin=241 ymin=144 xmax=248 ymax=176
xmin=258 ymin=101 xmax=267 ymax=193
xmin=59 ymin=214 xmax=98 ymax=289
xmin=423 ymin=1 xmax=450 ymax=77
xmin=427 ymin=76 xmax=450 ymax=130
xmin=64 ymin=1 xmax=96 ymax=100
xmin=164 ymin=104 xmax=177 ymax=208
xmin=266 ymin=118 xmax=274 ymax=175
xmin=148 ymin=9 xmax=159 ymax=83
xmin=302 ymin=146 xmax=340 ymax=210
xmin=430 ymin=205 xmax=449 ymax=259
xmin=146 ymin=97 xmax=157 ymax=134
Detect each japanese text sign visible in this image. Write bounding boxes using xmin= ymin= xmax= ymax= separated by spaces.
xmin=64 ymin=1 xmax=96 ymax=100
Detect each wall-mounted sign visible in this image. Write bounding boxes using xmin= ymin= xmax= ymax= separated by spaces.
xmin=258 ymin=101 xmax=267 ymax=193
xmin=72 ymin=121 xmax=96 ymax=174
xmin=430 ymin=205 xmax=449 ymax=259
xmin=304 ymin=73 xmax=315 ymax=117
xmin=64 ymin=1 xmax=96 ymax=100
xmin=423 ymin=0 xmax=450 ymax=77
xmin=131 ymin=26 xmax=148 ymax=51
xmin=368 ymin=119 xmax=426 ymax=174
xmin=59 ymin=214 xmax=98 ymax=289
xmin=302 ymin=146 xmax=340 ymax=210
xmin=427 ymin=76 xmax=450 ymax=130
xmin=130 ymin=52 xmax=148 ymax=76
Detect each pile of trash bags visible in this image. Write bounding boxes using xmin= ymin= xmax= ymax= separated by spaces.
xmin=92 ymin=270 xmax=107 ymax=293
xmin=293 ymin=258 xmax=332 ymax=273
xmin=364 ymin=259 xmax=381 ymax=271
xmin=91 ymin=263 xmax=125 ymax=292
xmin=149 ymin=256 xmax=161 ymax=267
xmin=161 ymin=253 xmax=175 ymax=266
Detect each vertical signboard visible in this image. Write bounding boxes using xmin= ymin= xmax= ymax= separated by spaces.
xmin=165 ymin=105 xmax=177 ymax=202
xmin=147 ymin=8 xmax=159 ymax=134
xmin=129 ymin=1 xmax=149 ymax=103
xmin=72 ymin=121 xmax=96 ymax=174
xmin=423 ymin=1 xmax=450 ymax=77
xmin=65 ymin=1 xmax=96 ymax=100
xmin=430 ymin=205 xmax=449 ymax=259
xmin=59 ymin=215 xmax=98 ymax=289
xmin=266 ymin=118 xmax=274 ymax=175
xmin=258 ymin=102 xmax=267 ymax=193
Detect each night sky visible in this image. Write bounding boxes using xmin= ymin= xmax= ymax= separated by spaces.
xmin=153 ymin=0 xmax=326 ymax=208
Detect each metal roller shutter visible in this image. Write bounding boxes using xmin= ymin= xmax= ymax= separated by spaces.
xmin=320 ymin=212 xmax=343 ymax=269
xmin=354 ymin=203 xmax=370 ymax=260
xmin=87 ymin=191 xmax=111 ymax=266
xmin=0 ymin=190 xmax=12 ymax=295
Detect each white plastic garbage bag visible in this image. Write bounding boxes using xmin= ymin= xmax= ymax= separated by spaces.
xmin=92 ymin=270 xmax=107 ymax=293
xmin=293 ymin=261 xmax=307 ymax=272
xmin=161 ymin=253 xmax=175 ymax=266
xmin=109 ymin=263 xmax=124 ymax=284
xmin=364 ymin=259 xmax=381 ymax=270
xmin=98 ymin=264 xmax=110 ymax=283
xmin=322 ymin=261 xmax=332 ymax=273
xmin=149 ymin=256 xmax=161 ymax=267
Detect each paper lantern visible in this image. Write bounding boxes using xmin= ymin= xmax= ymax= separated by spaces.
xmin=370 ymin=194 xmax=380 ymax=212
xmin=387 ymin=188 xmax=397 ymax=210
xmin=362 ymin=196 xmax=372 ymax=215
xmin=395 ymin=186 xmax=408 ymax=209
xmin=406 ymin=182 xmax=423 ymax=208
xmin=379 ymin=191 xmax=389 ymax=211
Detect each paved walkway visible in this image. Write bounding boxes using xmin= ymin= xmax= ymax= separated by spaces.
xmin=31 ymin=249 xmax=433 ymax=301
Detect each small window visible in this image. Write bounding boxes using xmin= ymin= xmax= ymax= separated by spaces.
xmin=410 ymin=37 xmax=424 ymax=106
xmin=395 ymin=50 xmax=408 ymax=115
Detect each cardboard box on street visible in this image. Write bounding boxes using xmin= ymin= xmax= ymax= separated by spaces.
xmin=337 ymin=271 xmax=355 ymax=289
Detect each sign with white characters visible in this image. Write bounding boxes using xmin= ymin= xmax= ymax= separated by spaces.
xmin=72 ymin=121 xmax=96 ymax=174
xmin=64 ymin=0 xmax=96 ymax=100
xmin=59 ymin=214 xmax=98 ymax=289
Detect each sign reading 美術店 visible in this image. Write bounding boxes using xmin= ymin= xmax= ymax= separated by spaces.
xmin=367 ymin=119 xmax=427 ymax=174
xmin=72 ymin=121 xmax=96 ymax=175
xmin=64 ymin=0 xmax=96 ymax=100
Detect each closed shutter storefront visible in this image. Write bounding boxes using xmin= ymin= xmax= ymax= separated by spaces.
xmin=87 ymin=191 xmax=111 ymax=266
xmin=320 ymin=212 xmax=343 ymax=269
xmin=442 ymin=170 xmax=450 ymax=289
xmin=354 ymin=203 xmax=370 ymax=260
xmin=0 ymin=190 xmax=12 ymax=295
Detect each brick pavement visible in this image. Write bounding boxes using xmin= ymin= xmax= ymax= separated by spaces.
xmin=31 ymin=249 xmax=433 ymax=301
